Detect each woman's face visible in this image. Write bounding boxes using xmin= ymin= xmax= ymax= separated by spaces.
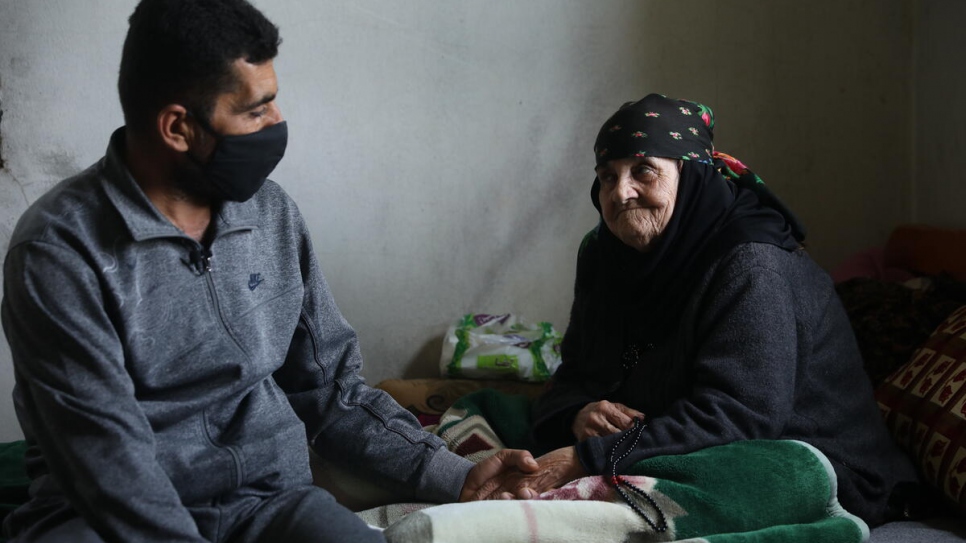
xmin=596 ymin=156 xmax=681 ymax=252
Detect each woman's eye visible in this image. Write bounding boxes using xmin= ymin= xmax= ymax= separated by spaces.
xmin=599 ymin=173 xmax=617 ymax=184
xmin=632 ymin=166 xmax=653 ymax=178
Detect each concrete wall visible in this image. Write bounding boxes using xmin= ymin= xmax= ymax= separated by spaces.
xmin=913 ymin=0 xmax=966 ymax=225
xmin=0 ymin=0 xmax=914 ymax=441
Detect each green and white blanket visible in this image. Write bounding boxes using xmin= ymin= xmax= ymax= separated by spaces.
xmin=358 ymin=389 xmax=870 ymax=543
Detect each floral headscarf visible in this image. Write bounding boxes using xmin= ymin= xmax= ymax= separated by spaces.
xmin=589 ymin=93 xmax=803 ymax=236
xmin=594 ymin=94 xmax=716 ymax=167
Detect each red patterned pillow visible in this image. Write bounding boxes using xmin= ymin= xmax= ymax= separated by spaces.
xmin=876 ymin=304 xmax=966 ymax=513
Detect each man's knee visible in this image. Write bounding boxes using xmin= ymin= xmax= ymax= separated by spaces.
xmin=6 ymin=513 xmax=105 ymax=543
xmin=245 ymin=487 xmax=386 ymax=543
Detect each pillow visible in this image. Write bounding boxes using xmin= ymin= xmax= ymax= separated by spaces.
xmin=884 ymin=224 xmax=966 ymax=282
xmin=875 ymin=304 xmax=966 ymax=513
xmin=829 ymin=246 xmax=915 ymax=284
xmin=836 ymin=277 xmax=962 ymax=386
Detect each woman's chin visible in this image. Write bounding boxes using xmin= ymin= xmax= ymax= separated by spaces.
xmin=616 ymin=232 xmax=657 ymax=253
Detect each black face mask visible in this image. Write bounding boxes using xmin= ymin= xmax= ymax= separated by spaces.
xmin=189 ymin=119 xmax=288 ymax=202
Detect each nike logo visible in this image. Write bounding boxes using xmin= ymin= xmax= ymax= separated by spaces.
xmin=248 ymin=273 xmax=264 ymax=291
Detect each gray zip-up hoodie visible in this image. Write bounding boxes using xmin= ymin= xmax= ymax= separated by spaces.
xmin=2 ymin=128 xmax=473 ymax=542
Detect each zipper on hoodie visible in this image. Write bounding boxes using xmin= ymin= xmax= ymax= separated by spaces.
xmin=184 ymin=237 xmax=249 ymax=489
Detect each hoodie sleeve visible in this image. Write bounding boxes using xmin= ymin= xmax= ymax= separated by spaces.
xmin=272 ymin=215 xmax=473 ymax=503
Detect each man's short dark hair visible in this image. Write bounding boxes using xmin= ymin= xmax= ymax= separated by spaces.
xmin=118 ymin=0 xmax=281 ymax=134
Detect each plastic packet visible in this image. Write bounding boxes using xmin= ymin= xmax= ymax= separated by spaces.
xmin=440 ymin=313 xmax=562 ymax=382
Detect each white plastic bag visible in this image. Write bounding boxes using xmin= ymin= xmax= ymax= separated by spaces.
xmin=440 ymin=313 xmax=562 ymax=382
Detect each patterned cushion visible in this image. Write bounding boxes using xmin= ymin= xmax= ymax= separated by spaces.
xmin=875 ymin=304 xmax=966 ymax=513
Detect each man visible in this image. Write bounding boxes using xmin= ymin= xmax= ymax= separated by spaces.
xmin=1 ymin=1 xmax=535 ymax=541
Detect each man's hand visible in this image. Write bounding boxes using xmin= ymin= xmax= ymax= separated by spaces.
xmin=460 ymin=449 xmax=539 ymax=502
xmin=572 ymin=400 xmax=644 ymax=441
xmin=489 ymin=446 xmax=587 ymax=500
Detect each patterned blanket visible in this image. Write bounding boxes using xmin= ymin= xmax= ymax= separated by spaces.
xmin=358 ymin=389 xmax=870 ymax=543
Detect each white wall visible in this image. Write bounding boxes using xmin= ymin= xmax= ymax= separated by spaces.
xmin=0 ymin=0 xmax=914 ymax=441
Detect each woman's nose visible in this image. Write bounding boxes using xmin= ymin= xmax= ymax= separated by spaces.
xmin=614 ymin=172 xmax=636 ymax=201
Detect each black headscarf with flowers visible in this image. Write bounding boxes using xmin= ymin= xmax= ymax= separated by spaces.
xmin=561 ymin=93 xmax=805 ymax=408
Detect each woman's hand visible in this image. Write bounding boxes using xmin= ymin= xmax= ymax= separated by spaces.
xmin=491 ymin=446 xmax=588 ymax=500
xmin=460 ymin=449 xmax=539 ymax=502
xmin=572 ymin=400 xmax=644 ymax=441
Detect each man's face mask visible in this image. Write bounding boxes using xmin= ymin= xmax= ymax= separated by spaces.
xmin=188 ymin=116 xmax=288 ymax=202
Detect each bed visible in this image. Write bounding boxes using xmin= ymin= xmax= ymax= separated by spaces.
xmin=326 ymin=375 xmax=964 ymax=542
xmin=318 ymin=224 xmax=966 ymax=542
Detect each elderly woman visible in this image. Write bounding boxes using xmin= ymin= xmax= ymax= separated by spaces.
xmin=506 ymin=94 xmax=919 ymax=527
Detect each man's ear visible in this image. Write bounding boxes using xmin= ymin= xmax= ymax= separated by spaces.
xmin=157 ymin=104 xmax=193 ymax=153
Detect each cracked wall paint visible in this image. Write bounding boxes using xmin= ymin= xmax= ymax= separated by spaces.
xmin=0 ymin=110 xmax=5 ymax=171
xmin=0 ymin=73 xmax=5 ymax=171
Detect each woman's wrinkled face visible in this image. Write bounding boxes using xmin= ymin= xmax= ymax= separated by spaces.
xmin=596 ymin=156 xmax=681 ymax=252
